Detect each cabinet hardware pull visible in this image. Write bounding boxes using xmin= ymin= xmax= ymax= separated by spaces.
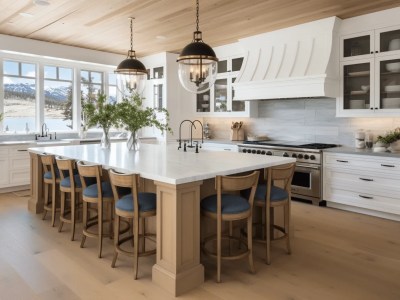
xmin=381 ymin=164 xmax=395 ymax=168
xmin=370 ymin=51 xmax=373 ymax=54
xmin=359 ymin=178 xmax=373 ymax=181
xmin=336 ymin=160 xmax=348 ymax=163
xmin=17 ymin=149 xmax=28 ymax=152
xmin=359 ymin=195 xmax=373 ymax=199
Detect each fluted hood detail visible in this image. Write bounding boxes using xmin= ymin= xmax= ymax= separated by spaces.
xmin=233 ymin=17 xmax=341 ymax=100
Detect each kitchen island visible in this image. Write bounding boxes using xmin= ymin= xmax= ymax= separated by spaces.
xmin=28 ymin=142 xmax=295 ymax=296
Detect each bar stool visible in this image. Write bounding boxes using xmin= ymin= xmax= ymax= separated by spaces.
xmin=200 ymin=171 xmax=259 ymax=283
xmin=109 ymin=169 xmax=156 ymax=279
xmin=41 ymin=155 xmax=60 ymax=227
xmin=254 ymin=163 xmax=295 ymax=264
xmin=77 ymin=161 xmax=113 ymax=258
xmin=56 ymin=157 xmax=81 ymax=241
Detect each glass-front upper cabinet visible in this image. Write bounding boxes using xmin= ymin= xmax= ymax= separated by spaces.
xmin=340 ymin=60 xmax=373 ymax=113
xmin=214 ymin=78 xmax=228 ymax=112
xmin=341 ymin=31 xmax=374 ymax=61
xmin=231 ymin=77 xmax=245 ymax=112
xmin=376 ymin=25 xmax=400 ymax=57
xmin=377 ymin=56 xmax=400 ymax=110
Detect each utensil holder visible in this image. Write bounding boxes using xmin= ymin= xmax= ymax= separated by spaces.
xmin=230 ymin=128 xmax=244 ymax=141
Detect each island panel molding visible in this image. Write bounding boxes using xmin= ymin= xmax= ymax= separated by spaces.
xmin=28 ymin=142 xmax=295 ymax=296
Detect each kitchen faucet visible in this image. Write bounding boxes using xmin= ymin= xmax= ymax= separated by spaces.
xmin=41 ymin=123 xmax=48 ymax=137
xmin=192 ymin=120 xmax=203 ymax=147
xmin=178 ymin=120 xmax=196 ymax=150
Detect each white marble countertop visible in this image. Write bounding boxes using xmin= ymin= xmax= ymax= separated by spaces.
xmin=323 ymin=146 xmax=400 ymax=158
xmin=28 ymin=142 xmax=295 ymax=185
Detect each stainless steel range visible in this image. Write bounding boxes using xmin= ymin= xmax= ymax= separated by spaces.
xmin=238 ymin=141 xmax=337 ymax=205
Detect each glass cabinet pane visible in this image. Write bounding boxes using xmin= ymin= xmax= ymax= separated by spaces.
xmin=217 ymin=60 xmax=227 ymax=73
xmin=231 ymin=77 xmax=245 ymax=112
xmin=343 ymin=35 xmax=370 ymax=58
xmin=380 ymin=58 xmax=400 ymax=109
xmin=196 ymin=91 xmax=210 ymax=112
xmin=153 ymin=84 xmax=163 ymax=110
xmin=343 ymin=63 xmax=371 ymax=110
xmin=214 ymin=78 xmax=227 ymax=112
xmin=232 ymin=57 xmax=244 ymax=72
xmin=380 ymin=29 xmax=400 ymax=53
xmin=153 ymin=67 xmax=164 ymax=79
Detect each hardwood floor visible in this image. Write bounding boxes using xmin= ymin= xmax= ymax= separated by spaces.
xmin=0 ymin=192 xmax=399 ymax=300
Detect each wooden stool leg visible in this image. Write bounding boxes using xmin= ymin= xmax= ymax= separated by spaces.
xmin=58 ymin=192 xmax=65 ymax=232
xmin=71 ymin=191 xmax=76 ymax=241
xmin=109 ymin=202 xmax=113 ymax=239
xmin=247 ymin=215 xmax=255 ymax=273
xmin=141 ymin=218 xmax=145 ymax=253
xmin=98 ymin=200 xmax=103 ymax=258
xmin=217 ymin=217 xmax=222 ymax=283
xmin=133 ymin=216 xmax=139 ymax=280
xmin=266 ymin=205 xmax=271 ymax=265
xmin=80 ymin=201 xmax=88 ymax=248
xmin=42 ymin=183 xmax=49 ymax=220
xmin=111 ymin=215 xmax=120 ymax=268
xmin=285 ymin=202 xmax=291 ymax=254
xmin=51 ymin=183 xmax=56 ymax=227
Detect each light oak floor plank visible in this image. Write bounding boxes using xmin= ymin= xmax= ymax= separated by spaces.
xmin=0 ymin=192 xmax=399 ymax=299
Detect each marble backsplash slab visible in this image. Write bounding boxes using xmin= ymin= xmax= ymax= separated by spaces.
xmin=204 ymin=98 xmax=400 ymax=147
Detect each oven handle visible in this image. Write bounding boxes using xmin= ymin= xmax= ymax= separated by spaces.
xmin=296 ymin=163 xmax=320 ymax=170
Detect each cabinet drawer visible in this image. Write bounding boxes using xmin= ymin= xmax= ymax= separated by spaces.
xmin=325 ymin=186 xmax=400 ymax=215
xmin=325 ymin=168 xmax=400 ymax=197
xmin=324 ymin=153 xmax=400 ymax=172
xmin=9 ymin=145 xmax=31 ymax=158
xmin=9 ymin=157 xmax=30 ymax=170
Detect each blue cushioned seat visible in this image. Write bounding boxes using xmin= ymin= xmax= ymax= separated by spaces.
xmin=83 ymin=182 xmax=113 ymax=198
xmin=254 ymin=184 xmax=288 ymax=202
xmin=115 ymin=193 xmax=157 ymax=212
xmin=61 ymin=174 xmax=82 ymax=188
xmin=201 ymin=194 xmax=250 ymax=214
xmin=44 ymin=168 xmax=60 ymax=180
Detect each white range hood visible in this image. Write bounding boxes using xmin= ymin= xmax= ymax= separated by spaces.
xmin=233 ymin=17 xmax=341 ymax=100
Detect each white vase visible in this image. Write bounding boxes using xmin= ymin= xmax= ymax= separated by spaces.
xmin=126 ymin=131 xmax=140 ymax=151
xmin=389 ymin=140 xmax=400 ymax=152
xmin=100 ymin=129 xmax=111 ymax=149
xmin=79 ymin=128 xmax=87 ymax=139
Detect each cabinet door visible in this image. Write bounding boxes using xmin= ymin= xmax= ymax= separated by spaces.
xmin=214 ymin=78 xmax=228 ymax=112
xmin=375 ymin=25 xmax=400 ymax=57
xmin=338 ymin=59 xmax=374 ymax=116
xmin=340 ymin=31 xmax=374 ymax=61
xmin=0 ymin=158 xmax=9 ymax=186
xmin=376 ymin=54 xmax=400 ymax=112
xmin=196 ymin=91 xmax=211 ymax=113
xmin=231 ymin=77 xmax=245 ymax=112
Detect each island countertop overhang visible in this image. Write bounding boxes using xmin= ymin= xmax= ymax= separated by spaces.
xmin=28 ymin=142 xmax=296 ymax=185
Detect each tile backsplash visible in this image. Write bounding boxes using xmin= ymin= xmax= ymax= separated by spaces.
xmin=204 ymin=98 xmax=400 ymax=147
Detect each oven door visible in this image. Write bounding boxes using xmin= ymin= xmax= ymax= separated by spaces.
xmin=291 ymin=163 xmax=321 ymax=199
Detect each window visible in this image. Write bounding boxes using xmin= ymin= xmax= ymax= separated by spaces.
xmin=3 ymin=60 xmax=36 ymax=132
xmin=44 ymin=66 xmax=73 ymax=130
xmin=108 ymin=73 xmax=118 ymax=104
xmin=81 ymin=70 xmax=103 ymax=101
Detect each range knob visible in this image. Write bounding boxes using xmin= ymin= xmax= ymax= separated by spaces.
xmin=291 ymin=153 xmax=297 ymax=158
xmin=261 ymin=150 xmax=266 ymax=155
xmin=242 ymin=149 xmax=247 ymax=153
xmin=304 ymin=154 xmax=309 ymax=159
xmin=266 ymin=151 xmax=272 ymax=156
xmin=256 ymin=150 xmax=261 ymax=154
xmin=283 ymin=152 xmax=289 ymax=157
xmin=310 ymin=155 xmax=316 ymax=160
xmin=298 ymin=154 xmax=304 ymax=159
xmin=252 ymin=149 xmax=256 ymax=154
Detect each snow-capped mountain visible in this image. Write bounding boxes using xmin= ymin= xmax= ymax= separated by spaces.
xmin=4 ymin=83 xmax=71 ymax=101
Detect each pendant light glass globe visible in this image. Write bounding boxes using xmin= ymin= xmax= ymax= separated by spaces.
xmin=177 ymin=0 xmax=218 ymax=94
xmin=115 ymin=18 xmax=147 ymax=96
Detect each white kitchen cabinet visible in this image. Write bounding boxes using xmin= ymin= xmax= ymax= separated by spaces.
xmin=202 ymin=142 xmax=238 ymax=152
xmin=0 ymin=144 xmax=32 ymax=190
xmin=0 ymin=148 xmax=9 ymax=186
xmin=195 ymin=56 xmax=257 ymax=117
xmin=323 ymin=152 xmax=400 ymax=221
xmin=338 ymin=25 xmax=400 ymax=117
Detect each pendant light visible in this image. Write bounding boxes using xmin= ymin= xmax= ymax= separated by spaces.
xmin=115 ymin=17 xmax=147 ymax=96
xmin=177 ymin=0 xmax=218 ymax=94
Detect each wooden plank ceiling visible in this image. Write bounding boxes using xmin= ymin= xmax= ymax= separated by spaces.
xmin=0 ymin=0 xmax=399 ymax=57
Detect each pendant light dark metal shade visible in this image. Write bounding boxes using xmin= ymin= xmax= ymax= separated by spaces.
xmin=178 ymin=40 xmax=218 ymax=61
xmin=115 ymin=57 xmax=147 ymax=75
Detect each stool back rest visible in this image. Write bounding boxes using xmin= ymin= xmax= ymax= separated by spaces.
xmin=216 ymin=171 xmax=260 ymax=212
xmin=41 ymin=154 xmax=57 ymax=183
xmin=56 ymin=157 xmax=76 ymax=189
xmin=267 ymin=163 xmax=295 ymax=193
xmin=76 ymin=161 xmax=102 ymax=194
xmin=109 ymin=169 xmax=140 ymax=215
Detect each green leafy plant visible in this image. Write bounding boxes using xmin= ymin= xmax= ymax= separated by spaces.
xmin=82 ymin=93 xmax=119 ymax=133
xmin=376 ymin=127 xmax=400 ymax=144
xmin=116 ymin=92 xmax=172 ymax=134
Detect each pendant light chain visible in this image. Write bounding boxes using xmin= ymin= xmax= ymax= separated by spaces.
xmin=130 ymin=17 xmax=134 ymax=52
xmin=196 ymin=0 xmax=199 ymax=32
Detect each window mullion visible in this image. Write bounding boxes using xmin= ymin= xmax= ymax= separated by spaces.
xmin=37 ymin=62 xmax=44 ymax=133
